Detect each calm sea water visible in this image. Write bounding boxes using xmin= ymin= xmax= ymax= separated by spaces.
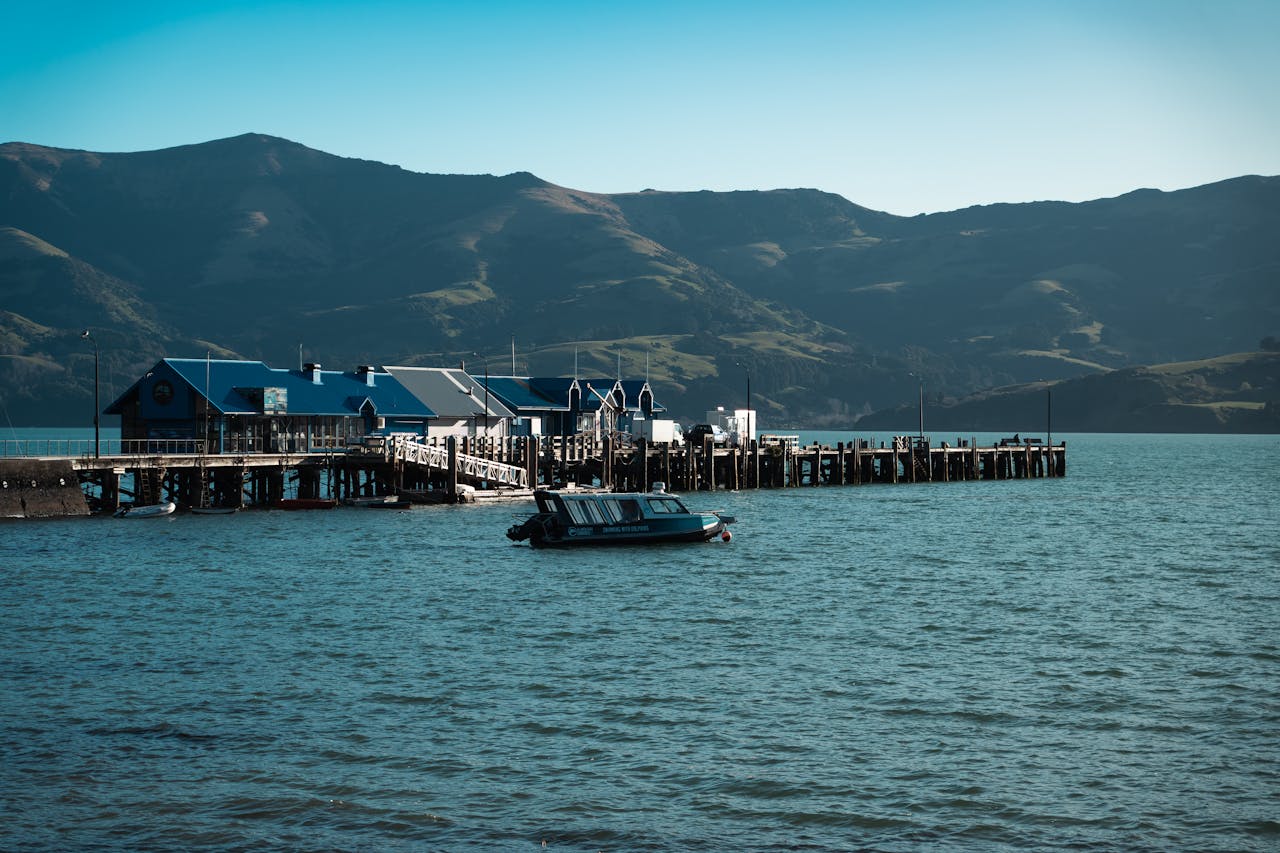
xmin=2 ymin=433 xmax=1277 ymax=851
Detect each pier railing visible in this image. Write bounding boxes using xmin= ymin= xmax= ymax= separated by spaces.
xmin=386 ymin=435 xmax=529 ymax=488
xmin=0 ymin=438 xmax=210 ymax=458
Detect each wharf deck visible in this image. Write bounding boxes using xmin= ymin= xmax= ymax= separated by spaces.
xmin=1 ymin=433 xmax=1064 ymax=518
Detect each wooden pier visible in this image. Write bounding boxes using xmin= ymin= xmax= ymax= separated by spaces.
xmin=0 ymin=433 xmax=1065 ymax=518
xmin=552 ymin=434 xmax=1066 ymax=493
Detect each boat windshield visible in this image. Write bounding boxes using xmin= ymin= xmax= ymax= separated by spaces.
xmin=645 ymin=496 xmax=687 ymax=514
xmin=612 ymin=498 xmax=643 ymax=522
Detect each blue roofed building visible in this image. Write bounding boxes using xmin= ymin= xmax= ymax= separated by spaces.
xmin=474 ymin=376 xmax=581 ymax=436
xmin=104 ymin=359 xmax=435 ymax=453
xmin=381 ymin=366 xmax=516 ymax=438
xmin=581 ymin=378 xmax=665 ymax=438
xmin=478 ymin=375 xmax=666 ymax=439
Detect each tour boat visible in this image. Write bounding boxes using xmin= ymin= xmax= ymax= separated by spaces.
xmin=506 ymin=483 xmax=734 ymax=547
xmin=114 ymin=501 xmax=177 ymax=518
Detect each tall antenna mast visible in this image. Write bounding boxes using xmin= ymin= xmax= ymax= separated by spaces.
xmin=511 ymin=334 xmax=516 ymax=374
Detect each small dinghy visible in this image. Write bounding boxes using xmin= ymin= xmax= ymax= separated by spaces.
xmin=274 ymin=498 xmax=338 ymax=510
xmin=114 ymin=501 xmax=177 ymax=519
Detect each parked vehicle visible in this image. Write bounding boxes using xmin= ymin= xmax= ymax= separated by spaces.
xmin=686 ymin=423 xmax=728 ymax=446
xmin=634 ymin=418 xmax=684 ymax=445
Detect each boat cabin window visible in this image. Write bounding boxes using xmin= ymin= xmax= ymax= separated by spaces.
xmin=600 ymin=498 xmax=642 ymax=522
xmin=562 ymin=499 xmax=590 ymax=525
xmin=645 ymin=497 xmax=686 ymax=514
xmin=564 ymin=497 xmax=611 ymax=525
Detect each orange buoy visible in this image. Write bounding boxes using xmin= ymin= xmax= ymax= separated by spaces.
xmin=721 ymin=529 xmax=732 ymax=542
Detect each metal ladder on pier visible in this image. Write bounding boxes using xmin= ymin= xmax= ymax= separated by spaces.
xmin=136 ymin=467 xmax=164 ymax=505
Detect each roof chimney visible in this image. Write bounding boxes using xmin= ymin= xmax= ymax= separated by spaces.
xmin=357 ymin=365 xmax=376 ymax=387
xmin=303 ymin=362 xmax=323 ymax=384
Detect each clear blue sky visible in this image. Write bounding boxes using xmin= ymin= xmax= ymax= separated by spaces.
xmin=2 ymin=0 xmax=1277 ymax=215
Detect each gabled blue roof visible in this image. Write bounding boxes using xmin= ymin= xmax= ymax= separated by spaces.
xmin=105 ymin=359 xmax=435 ymax=418
xmin=527 ymin=377 xmax=579 ymax=405
xmin=580 ymin=379 xmax=616 ymax=411
xmin=478 ymin=376 xmax=569 ymax=413
xmin=619 ymin=380 xmax=666 ymax=413
xmin=475 ymin=376 xmax=662 ymax=415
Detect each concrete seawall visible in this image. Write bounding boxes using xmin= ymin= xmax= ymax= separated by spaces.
xmin=0 ymin=460 xmax=88 ymax=518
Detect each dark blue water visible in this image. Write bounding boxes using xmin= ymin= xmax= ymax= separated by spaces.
xmin=3 ymin=434 xmax=1277 ymax=850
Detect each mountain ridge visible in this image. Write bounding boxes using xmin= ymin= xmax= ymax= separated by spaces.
xmin=1 ymin=134 xmax=1276 ymax=429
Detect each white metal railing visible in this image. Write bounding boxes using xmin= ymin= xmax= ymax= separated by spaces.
xmin=759 ymin=433 xmax=800 ymax=451
xmin=0 ymin=438 xmax=210 ymax=458
xmin=0 ymin=435 xmax=361 ymax=458
xmin=388 ymin=435 xmax=528 ymax=488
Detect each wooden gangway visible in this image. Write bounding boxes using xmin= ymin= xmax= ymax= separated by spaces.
xmin=385 ymin=435 xmax=528 ymax=488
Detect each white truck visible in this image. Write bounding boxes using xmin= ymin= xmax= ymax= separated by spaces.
xmin=633 ymin=418 xmax=684 ymax=445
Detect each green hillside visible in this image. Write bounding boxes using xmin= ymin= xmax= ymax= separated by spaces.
xmin=856 ymin=351 xmax=1280 ymax=434
xmin=1 ymin=134 xmax=1277 ymax=429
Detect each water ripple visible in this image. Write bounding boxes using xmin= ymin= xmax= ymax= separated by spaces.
xmin=1 ymin=434 xmax=1277 ymax=850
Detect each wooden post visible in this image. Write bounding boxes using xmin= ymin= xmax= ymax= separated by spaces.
xmin=447 ymin=435 xmax=458 ymax=501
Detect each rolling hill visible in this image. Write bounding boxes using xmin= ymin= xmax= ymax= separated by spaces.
xmin=856 ymin=351 xmax=1280 ymax=435
xmin=1 ymin=133 xmax=1277 ymax=429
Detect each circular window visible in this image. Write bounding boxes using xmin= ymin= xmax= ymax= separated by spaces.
xmin=152 ymin=380 xmax=174 ymax=405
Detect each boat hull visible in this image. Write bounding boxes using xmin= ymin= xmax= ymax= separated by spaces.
xmin=274 ymin=498 xmax=338 ymax=510
xmin=367 ymin=499 xmax=412 ymax=509
xmin=114 ymin=501 xmax=177 ymax=518
xmin=509 ymin=513 xmax=726 ymax=548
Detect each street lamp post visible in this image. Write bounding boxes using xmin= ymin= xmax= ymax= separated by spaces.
xmin=918 ymin=379 xmax=924 ymax=444
xmin=908 ymin=371 xmax=924 ymax=445
xmin=81 ymin=330 xmax=99 ymax=458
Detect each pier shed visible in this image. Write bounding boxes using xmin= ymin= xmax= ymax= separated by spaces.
xmin=470 ymin=376 xmax=668 ymax=439
xmin=580 ymin=378 xmax=665 ymax=438
xmin=474 ymin=376 xmax=574 ymax=436
xmin=383 ymin=366 xmax=515 ymax=438
xmin=104 ymin=359 xmax=435 ymax=453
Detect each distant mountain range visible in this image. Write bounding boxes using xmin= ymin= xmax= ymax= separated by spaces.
xmin=2 ymin=133 xmax=1277 ymax=430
